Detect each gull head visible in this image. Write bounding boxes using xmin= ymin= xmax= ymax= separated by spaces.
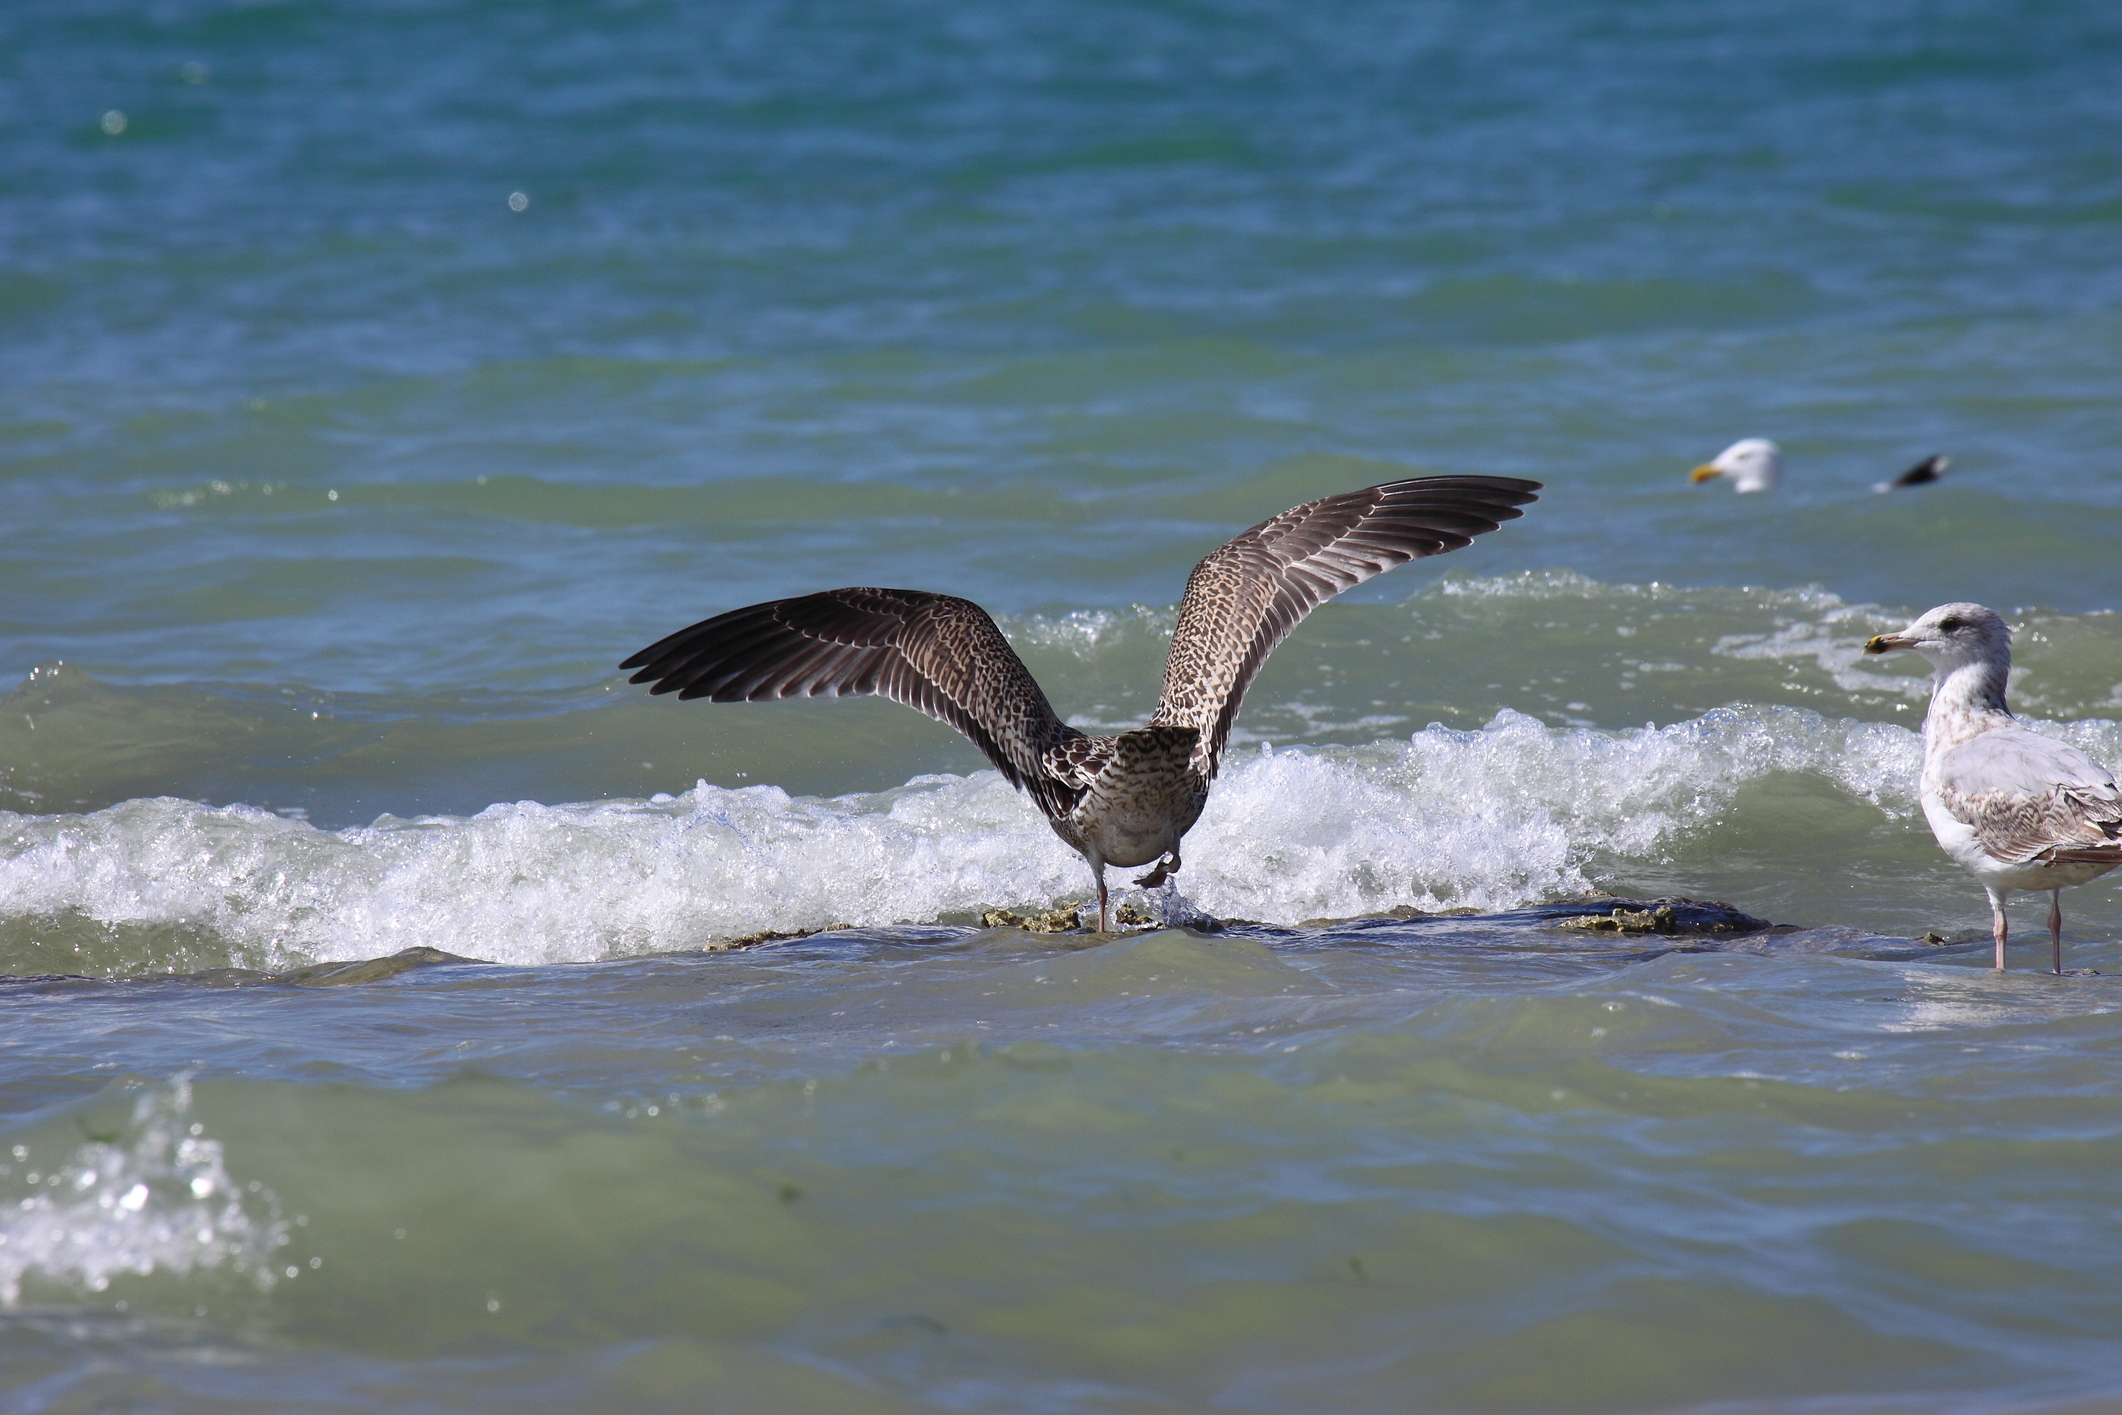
xmin=1689 ymin=438 xmax=1782 ymax=493
xmin=1864 ymin=602 xmax=2010 ymax=669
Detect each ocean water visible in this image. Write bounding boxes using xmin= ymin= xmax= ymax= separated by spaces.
xmin=6 ymin=0 xmax=2122 ymax=1409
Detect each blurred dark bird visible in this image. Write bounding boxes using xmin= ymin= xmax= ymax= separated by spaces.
xmin=1874 ymin=454 xmax=1949 ymax=494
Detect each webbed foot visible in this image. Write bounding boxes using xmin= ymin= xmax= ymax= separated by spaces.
xmin=1133 ymin=853 xmax=1180 ymax=889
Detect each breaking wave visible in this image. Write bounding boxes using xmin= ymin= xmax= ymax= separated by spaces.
xmin=3 ymin=703 xmax=2058 ymax=971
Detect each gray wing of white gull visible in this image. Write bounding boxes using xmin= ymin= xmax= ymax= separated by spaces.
xmin=1935 ymin=725 xmax=2122 ymax=865
xmin=619 ymin=588 xmax=1087 ymax=820
xmin=1148 ymin=475 xmax=1542 ymax=777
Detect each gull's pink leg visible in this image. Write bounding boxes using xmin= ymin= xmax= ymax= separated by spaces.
xmin=2049 ymin=889 xmax=2063 ymax=975
xmin=1988 ymin=889 xmax=2009 ymax=971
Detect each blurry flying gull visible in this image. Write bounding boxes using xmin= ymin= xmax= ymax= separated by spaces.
xmin=1692 ymin=442 xmax=1955 ymax=496
xmin=622 ymin=476 xmax=1542 ymax=931
xmin=1874 ymin=454 xmax=1949 ymax=494
xmin=1689 ymin=438 xmax=1782 ymax=494
xmin=1866 ymin=603 xmax=2122 ymax=972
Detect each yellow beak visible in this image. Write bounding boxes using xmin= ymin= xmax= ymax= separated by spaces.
xmin=1863 ymin=633 xmax=1912 ymax=655
xmin=1689 ymin=464 xmax=1720 ymax=484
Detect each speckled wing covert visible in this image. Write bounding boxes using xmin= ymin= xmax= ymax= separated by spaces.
xmin=620 ymin=588 xmax=1086 ymax=819
xmin=1041 ymin=733 xmax=1117 ymax=791
xmin=1935 ymin=726 xmax=2122 ymax=865
xmin=1149 ymin=475 xmax=1542 ymax=776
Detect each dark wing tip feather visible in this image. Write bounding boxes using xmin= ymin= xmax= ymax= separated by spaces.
xmin=620 ymin=602 xmax=783 ymax=676
xmin=623 ymin=586 xmax=1080 ymax=815
xmin=1375 ymin=474 xmax=1542 ymax=502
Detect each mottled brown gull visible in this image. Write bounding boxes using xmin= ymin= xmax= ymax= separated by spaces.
xmin=621 ymin=475 xmax=1542 ymax=931
xmin=1866 ymin=603 xmax=2122 ymax=972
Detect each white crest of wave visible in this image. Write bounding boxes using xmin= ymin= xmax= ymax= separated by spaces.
xmin=1181 ymin=705 xmax=1922 ymax=919
xmin=0 ymin=706 xmax=1944 ymax=966
xmin=0 ymin=1076 xmax=286 ymax=1306
xmin=1712 ymin=613 xmax=1932 ymax=699
xmin=1431 ymin=567 xmax=1847 ymax=610
xmin=1005 ymin=604 xmax=1173 ymax=656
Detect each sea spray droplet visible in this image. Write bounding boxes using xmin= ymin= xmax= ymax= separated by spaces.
xmin=100 ymin=110 xmax=126 ymax=136
xmin=508 ymin=191 xmax=529 ymax=212
xmin=0 ymin=1077 xmax=286 ymax=1304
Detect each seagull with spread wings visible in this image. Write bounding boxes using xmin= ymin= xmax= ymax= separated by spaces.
xmin=622 ymin=475 xmax=1542 ymax=931
xmin=1866 ymin=603 xmax=2122 ymax=972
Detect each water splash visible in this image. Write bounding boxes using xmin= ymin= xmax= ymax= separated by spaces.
xmin=0 ymin=1075 xmax=287 ymax=1305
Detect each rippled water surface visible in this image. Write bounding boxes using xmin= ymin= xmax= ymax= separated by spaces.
xmin=5 ymin=0 xmax=2122 ymax=1410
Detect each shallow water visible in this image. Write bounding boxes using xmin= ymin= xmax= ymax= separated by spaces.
xmin=6 ymin=0 xmax=2122 ymax=1410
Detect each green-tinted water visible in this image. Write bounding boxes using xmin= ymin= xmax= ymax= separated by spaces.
xmin=6 ymin=0 xmax=2122 ymax=1409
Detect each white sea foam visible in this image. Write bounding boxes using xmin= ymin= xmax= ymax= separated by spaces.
xmin=1711 ymin=614 xmax=1929 ymax=698
xmin=0 ymin=704 xmax=1999 ymax=966
xmin=1431 ymin=568 xmax=1847 ymax=610
xmin=1177 ymin=705 xmax=1926 ymax=919
xmin=1006 ymin=604 xmax=1173 ymax=656
xmin=0 ymin=1076 xmax=286 ymax=1305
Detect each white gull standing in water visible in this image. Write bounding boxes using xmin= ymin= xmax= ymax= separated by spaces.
xmin=1689 ymin=438 xmax=1782 ymax=493
xmin=1865 ymin=603 xmax=2122 ymax=972
xmin=622 ymin=476 xmax=1541 ymax=932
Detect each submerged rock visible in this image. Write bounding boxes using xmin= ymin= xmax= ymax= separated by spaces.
xmin=1547 ymin=897 xmax=1771 ymax=936
xmin=977 ymin=900 xmax=1160 ymax=933
xmin=1557 ymin=904 xmax=1682 ymax=934
xmin=979 ymin=903 xmax=1085 ymax=933
xmin=1292 ymin=896 xmax=1774 ymax=939
xmin=714 ymin=923 xmax=855 ymax=951
xmin=274 ymin=946 xmax=479 ymax=986
xmin=1720 ymin=925 xmax=1974 ymax=961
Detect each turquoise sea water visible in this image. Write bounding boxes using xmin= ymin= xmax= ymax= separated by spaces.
xmin=6 ymin=1 xmax=2122 ymax=1409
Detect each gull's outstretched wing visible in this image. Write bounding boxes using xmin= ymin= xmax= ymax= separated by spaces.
xmin=1149 ymin=475 xmax=1542 ymax=776
xmin=621 ymin=588 xmax=1083 ymax=818
xmin=1935 ymin=725 xmax=2122 ymax=865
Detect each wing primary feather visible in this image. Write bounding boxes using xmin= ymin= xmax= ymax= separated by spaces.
xmin=647 ymin=631 xmax=800 ymax=697
xmin=1150 ymin=474 xmax=1540 ymax=775
xmin=623 ymin=588 xmax=1079 ymax=816
xmin=621 ymin=604 xmax=780 ymax=675
xmin=626 ymin=614 xmax=790 ymax=687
